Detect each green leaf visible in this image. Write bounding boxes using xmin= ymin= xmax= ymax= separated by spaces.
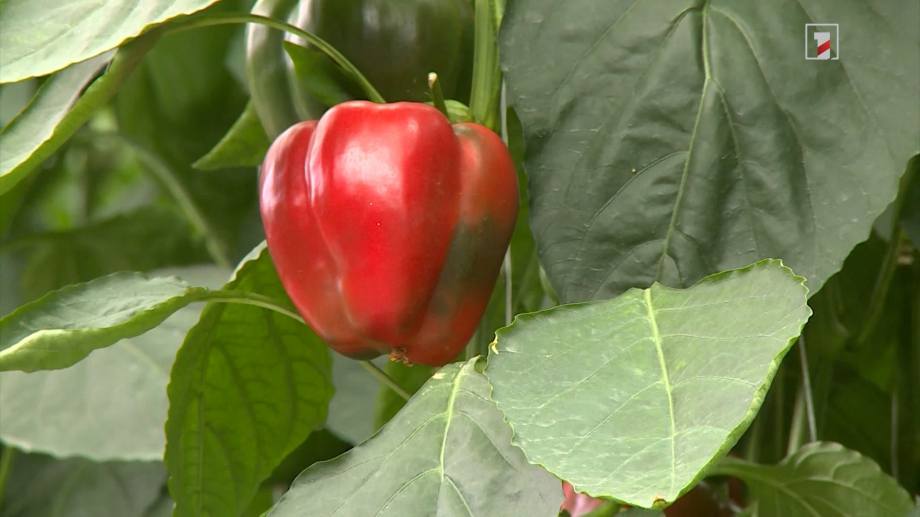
xmin=502 ymin=0 xmax=920 ymax=301
xmin=12 ymin=206 xmax=210 ymax=301
xmin=818 ymin=366 xmax=894 ymax=474
xmin=0 ymin=0 xmax=220 ymax=82
xmin=0 ymin=266 xmax=227 ymax=461
xmin=0 ymin=451 xmax=165 ymax=517
xmin=193 ymin=101 xmax=270 ymax=170
xmin=0 ymin=39 xmax=154 ymax=196
xmin=486 ymin=260 xmax=811 ymax=508
xmin=0 ymin=80 xmax=36 ymax=127
xmin=269 ymin=359 xmax=561 ymax=517
xmin=165 ymin=243 xmax=334 ymax=517
xmin=712 ymin=442 xmax=913 ymax=516
xmin=0 ymin=272 xmax=212 ymax=372
xmin=0 ymin=56 xmax=108 ymax=193
xmin=266 ymin=429 xmax=352 ymax=486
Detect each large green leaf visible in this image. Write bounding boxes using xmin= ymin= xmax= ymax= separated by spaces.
xmin=269 ymin=359 xmax=561 ymax=517
xmin=0 ymin=451 xmax=165 ymax=517
xmin=711 ymin=442 xmax=913 ymax=516
xmin=0 ymin=39 xmax=153 ymax=196
xmin=0 ymin=0 xmax=220 ymax=82
xmin=0 ymin=266 xmax=226 ymax=461
xmin=0 ymin=272 xmax=213 ymax=372
xmin=502 ymin=0 xmax=920 ymax=302
xmin=165 ymin=244 xmax=333 ymax=517
xmin=486 ymin=260 xmax=810 ymax=508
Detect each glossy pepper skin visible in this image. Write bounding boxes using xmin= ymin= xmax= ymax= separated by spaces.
xmin=259 ymin=101 xmax=517 ymax=366
xmin=246 ymin=0 xmax=473 ymax=138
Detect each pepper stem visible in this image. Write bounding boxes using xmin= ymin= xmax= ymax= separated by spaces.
xmin=469 ymin=0 xmax=502 ymax=131
xmin=361 ymin=361 xmax=411 ymax=401
xmin=428 ymin=72 xmax=450 ymax=118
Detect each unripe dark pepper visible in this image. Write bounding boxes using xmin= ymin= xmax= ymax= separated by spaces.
xmin=246 ymin=0 xmax=474 ymax=137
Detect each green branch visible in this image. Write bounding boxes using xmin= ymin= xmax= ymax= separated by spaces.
xmin=170 ymin=12 xmax=385 ymax=104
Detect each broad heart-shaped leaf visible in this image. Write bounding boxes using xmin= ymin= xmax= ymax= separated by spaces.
xmin=502 ymin=0 xmax=920 ymax=302
xmin=0 ymin=0 xmax=219 ymax=82
xmin=0 ymin=272 xmax=212 ymax=372
xmin=0 ymin=451 xmax=165 ymax=517
xmin=269 ymin=359 xmax=562 ymax=517
xmin=193 ymin=101 xmax=270 ymax=170
xmin=486 ymin=260 xmax=810 ymax=508
xmin=165 ymin=243 xmax=334 ymax=517
xmin=0 ymin=38 xmax=153 ymax=196
xmin=710 ymin=442 xmax=913 ymax=516
xmin=0 ymin=266 xmax=227 ymax=461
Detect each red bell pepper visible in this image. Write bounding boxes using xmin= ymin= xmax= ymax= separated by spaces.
xmin=259 ymin=101 xmax=517 ymax=366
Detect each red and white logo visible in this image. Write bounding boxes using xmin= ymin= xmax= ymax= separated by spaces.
xmin=805 ymin=24 xmax=839 ymax=60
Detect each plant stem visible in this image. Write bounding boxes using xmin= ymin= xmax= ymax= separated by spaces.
xmin=891 ymin=387 xmax=899 ymax=478
xmin=787 ymin=387 xmax=806 ymax=455
xmin=856 ymin=229 xmax=904 ymax=346
xmin=503 ymin=251 xmax=513 ymax=326
xmin=796 ymin=336 xmax=817 ymax=442
xmin=170 ymin=13 xmax=385 ymax=104
xmin=360 ymin=361 xmax=411 ymax=401
xmin=469 ymin=0 xmax=501 ymax=131
xmin=206 ymin=290 xmax=410 ymax=401
xmin=773 ymin=365 xmax=786 ymax=461
xmin=427 ymin=73 xmax=449 ymax=118
xmin=208 ymin=290 xmax=306 ymax=323
xmin=857 ymin=160 xmax=914 ymax=346
xmin=0 ymin=446 xmax=14 ymax=510
xmin=743 ymin=406 xmax=765 ymax=463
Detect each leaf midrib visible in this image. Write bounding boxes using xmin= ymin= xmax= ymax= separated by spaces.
xmin=655 ymin=0 xmax=712 ymax=284
xmin=643 ymin=288 xmax=676 ymax=497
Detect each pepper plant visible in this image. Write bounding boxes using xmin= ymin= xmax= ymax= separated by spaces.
xmin=0 ymin=1 xmax=918 ymax=516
